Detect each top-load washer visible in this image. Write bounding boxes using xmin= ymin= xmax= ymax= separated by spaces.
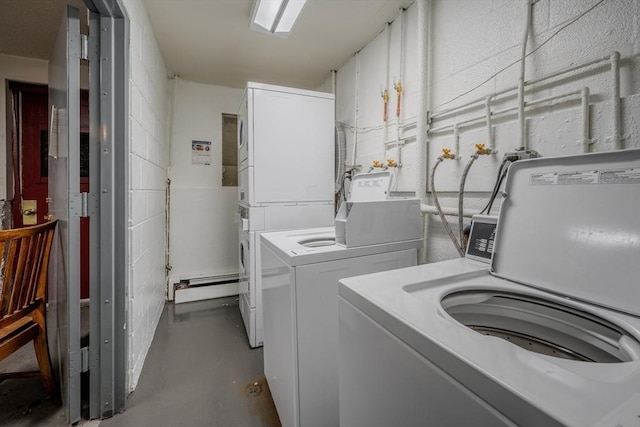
xmin=261 ymin=227 xmax=422 ymax=427
xmin=338 ymin=149 xmax=640 ymax=427
xmin=260 ymin=165 xmax=434 ymax=427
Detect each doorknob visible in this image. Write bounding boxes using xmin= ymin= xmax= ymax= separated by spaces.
xmin=21 ymin=200 xmax=37 ymax=225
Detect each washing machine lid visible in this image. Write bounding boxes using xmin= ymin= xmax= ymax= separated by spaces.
xmin=491 ymin=149 xmax=640 ymax=317
xmin=347 ymin=170 xmax=392 ymax=202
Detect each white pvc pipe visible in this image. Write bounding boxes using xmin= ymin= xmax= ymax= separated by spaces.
xmin=429 ymin=90 xmax=583 ymax=134
xmin=582 ymin=87 xmax=591 ymax=153
xmin=416 ymin=0 xmax=429 ymax=199
xmin=611 ymin=51 xmax=622 ymax=150
xmin=431 ymin=52 xmax=614 ymax=121
xmin=416 ymin=0 xmax=430 ymax=263
xmin=384 ymin=22 xmax=391 ymax=157
xmin=485 ymin=95 xmax=495 ymax=152
xmin=351 ymin=52 xmax=359 ymax=167
xmin=421 ymin=204 xmax=480 ymax=218
xmin=331 ymin=69 xmax=337 ymax=95
xmin=399 ymin=8 xmax=406 ymax=97
xmin=518 ymin=0 xmax=532 ymax=150
xmin=422 ymin=213 xmax=429 ymax=264
xmin=453 ymin=124 xmax=460 ymax=158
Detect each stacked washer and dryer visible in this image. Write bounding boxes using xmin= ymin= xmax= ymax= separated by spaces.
xmin=338 ymin=150 xmax=640 ymax=427
xmin=237 ymin=82 xmax=335 ymax=348
xmin=260 ymin=170 xmax=424 ymax=427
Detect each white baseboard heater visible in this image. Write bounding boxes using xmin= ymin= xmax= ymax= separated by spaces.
xmin=173 ymin=273 xmax=239 ymax=304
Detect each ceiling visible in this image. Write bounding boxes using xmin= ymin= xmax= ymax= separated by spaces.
xmin=0 ymin=0 xmax=89 ymax=60
xmin=1 ymin=0 xmax=414 ymax=90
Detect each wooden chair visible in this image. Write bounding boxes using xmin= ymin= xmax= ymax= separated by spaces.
xmin=0 ymin=220 xmax=58 ymax=397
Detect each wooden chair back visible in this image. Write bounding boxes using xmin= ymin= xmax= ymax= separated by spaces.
xmin=0 ymin=220 xmax=58 ymax=396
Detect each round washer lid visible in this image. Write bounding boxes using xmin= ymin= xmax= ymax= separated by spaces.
xmin=491 ymin=149 xmax=640 ymax=317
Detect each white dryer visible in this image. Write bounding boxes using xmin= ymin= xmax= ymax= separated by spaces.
xmin=261 ymin=227 xmax=423 ymax=427
xmin=237 ymin=82 xmax=335 ymax=348
xmin=338 ymin=149 xmax=640 ymax=427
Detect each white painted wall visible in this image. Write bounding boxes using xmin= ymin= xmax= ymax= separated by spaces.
xmin=122 ymin=0 xmax=170 ymax=391
xmin=335 ymin=0 xmax=640 ymax=263
xmin=167 ymin=79 xmax=243 ymax=291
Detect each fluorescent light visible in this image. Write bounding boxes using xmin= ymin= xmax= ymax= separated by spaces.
xmin=275 ymin=0 xmax=306 ymax=33
xmin=253 ymin=0 xmax=284 ymax=31
xmin=250 ymin=0 xmax=307 ymax=37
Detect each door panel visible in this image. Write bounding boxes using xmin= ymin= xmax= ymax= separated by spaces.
xmin=11 ymin=82 xmax=90 ymax=299
xmin=48 ymin=5 xmax=82 ymax=424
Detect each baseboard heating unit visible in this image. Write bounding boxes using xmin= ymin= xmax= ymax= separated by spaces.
xmin=173 ymin=274 xmax=239 ymax=304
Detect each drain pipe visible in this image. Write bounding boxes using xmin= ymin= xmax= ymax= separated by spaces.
xmin=416 ymin=0 xmax=430 ymax=263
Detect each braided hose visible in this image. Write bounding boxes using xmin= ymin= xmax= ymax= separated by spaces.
xmin=458 ymin=154 xmax=478 ymax=246
xmin=429 ymin=158 xmax=465 ymax=257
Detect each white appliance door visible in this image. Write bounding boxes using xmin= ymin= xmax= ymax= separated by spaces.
xmin=253 ymin=89 xmax=334 ymax=204
xmin=238 ymin=228 xmax=250 ymax=301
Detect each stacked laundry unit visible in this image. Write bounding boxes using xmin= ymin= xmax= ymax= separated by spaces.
xmin=237 ymin=82 xmax=335 ymax=348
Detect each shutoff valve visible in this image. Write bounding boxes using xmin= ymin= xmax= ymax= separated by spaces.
xmin=441 ymin=148 xmax=456 ymax=160
xmin=386 ymin=159 xmax=398 ymax=168
xmin=475 ymin=143 xmax=492 ymax=155
xmin=372 ymin=160 xmax=383 ymax=168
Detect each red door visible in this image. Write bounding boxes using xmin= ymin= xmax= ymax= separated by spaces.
xmin=9 ymin=82 xmax=90 ymax=299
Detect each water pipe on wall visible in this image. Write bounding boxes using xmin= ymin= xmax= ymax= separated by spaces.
xmin=518 ymin=0 xmax=533 ymax=150
xmin=382 ymin=22 xmax=392 ymax=157
xmin=416 ymin=0 xmax=431 ymax=263
xmin=485 ymin=95 xmax=495 ymax=152
xmin=429 ymin=89 xmax=587 ymax=136
xmin=610 ymin=51 xmax=622 ymax=149
xmin=429 ymin=52 xmax=622 ymax=151
xmin=581 ymin=87 xmax=591 ymax=153
xmin=351 ymin=51 xmax=360 ymax=168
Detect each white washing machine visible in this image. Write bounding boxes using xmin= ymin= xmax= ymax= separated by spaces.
xmin=261 ymin=226 xmax=423 ymax=427
xmin=338 ymin=149 xmax=640 ymax=427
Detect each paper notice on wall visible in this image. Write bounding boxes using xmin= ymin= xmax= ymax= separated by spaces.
xmin=192 ymin=140 xmax=211 ymax=165
xmin=49 ymin=105 xmax=59 ymax=158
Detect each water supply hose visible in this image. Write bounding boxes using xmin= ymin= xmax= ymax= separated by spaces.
xmin=429 ymin=155 xmax=465 ymax=257
xmin=458 ymin=154 xmax=478 ymax=245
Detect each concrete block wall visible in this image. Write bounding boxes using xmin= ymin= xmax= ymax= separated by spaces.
xmin=335 ymin=0 xmax=640 ymax=263
xmin=122 ymin=0 xmax=171 ymax=391
xmin=167 ymin=79 xmax=243 ymax=292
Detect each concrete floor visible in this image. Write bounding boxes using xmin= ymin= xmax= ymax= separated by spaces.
xmin=1 ymin=296 xmax=281 ymax=427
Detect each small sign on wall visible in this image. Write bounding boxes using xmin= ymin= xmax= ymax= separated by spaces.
xmin=192 ymin=140 xmax=211 ymax=165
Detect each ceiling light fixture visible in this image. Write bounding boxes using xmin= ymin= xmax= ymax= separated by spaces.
xmin=250 ymin=0 xmax=307 ymax=38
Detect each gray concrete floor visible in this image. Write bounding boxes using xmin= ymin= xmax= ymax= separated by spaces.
xmin=1 ymin=296 xmax=281 ymax=427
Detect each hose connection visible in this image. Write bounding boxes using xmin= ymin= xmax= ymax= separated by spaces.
xmin=475 ymin=143 xmax=492 ymax=156
xmin=441 ymin=148 xmax=456 ymax=160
